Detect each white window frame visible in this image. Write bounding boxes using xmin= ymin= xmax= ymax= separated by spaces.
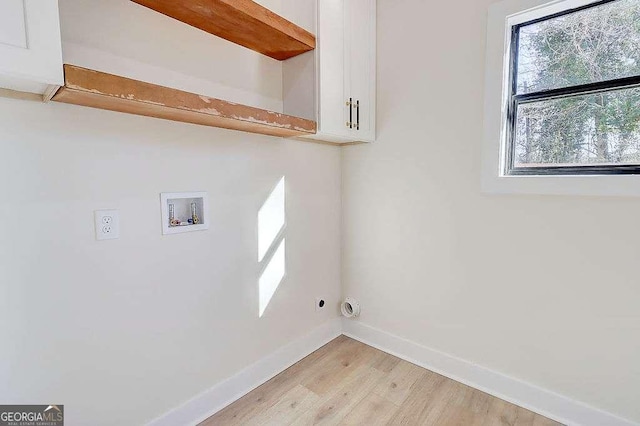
xmin=483 ymin=0 xmax=640 ymax=196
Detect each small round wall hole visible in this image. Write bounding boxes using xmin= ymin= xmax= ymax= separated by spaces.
xmin=319 ymin=299 xmax=325 ymax=308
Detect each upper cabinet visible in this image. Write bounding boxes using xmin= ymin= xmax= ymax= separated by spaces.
xmin=343 ymin=0 xmax=376 ymax=143
xmin=285 ymin=0 xmax=376 ymax=144
xmin=0 ymin=0 xmax=63 ymax=100
xmin=0 ymin=0 xmax=374 ymax=145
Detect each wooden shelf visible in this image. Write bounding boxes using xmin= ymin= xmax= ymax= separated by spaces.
xmin=52 ymin=65 xmax=317 ymax=138
xmin=131 ymin=0 xmax=315 ymax=60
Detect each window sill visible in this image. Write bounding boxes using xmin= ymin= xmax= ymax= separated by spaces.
xmin=482 ymin=171 xmax=640 ymax=197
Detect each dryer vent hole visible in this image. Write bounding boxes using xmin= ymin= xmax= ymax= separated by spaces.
xmin=341 ymin=298 xmax=360 ymax=318
xmin=344 ymin=303 xmax=353 ymax=315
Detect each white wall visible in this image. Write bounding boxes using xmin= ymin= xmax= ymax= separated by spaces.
xmin=0 ymin=98 xmax=341 ymax=426
xmin=0 ymin=1 xmax=341 ymax=425
xmin=342 ymin=0 xmax=640 ymax=423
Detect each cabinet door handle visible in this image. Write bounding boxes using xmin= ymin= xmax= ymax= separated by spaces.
xmin=346 ymin=98 xmax=353 ymax=128
xmin=356 ymin=100 xmax=360 ymax=130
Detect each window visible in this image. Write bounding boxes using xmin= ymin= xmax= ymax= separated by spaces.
xmin=506 ymin=0 xmax=640 ymax=175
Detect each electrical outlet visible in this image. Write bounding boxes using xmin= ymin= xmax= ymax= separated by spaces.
xmin=315 ymin=297 xmax=326 ymax=312
xmin=94 ymin=210 xmax=120 ymax=241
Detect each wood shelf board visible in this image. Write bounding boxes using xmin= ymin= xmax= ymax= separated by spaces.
xmin=131 ymin=0 xmax=315 ymax=60
xmin=52 ymin=65 xmax=316 ymax=138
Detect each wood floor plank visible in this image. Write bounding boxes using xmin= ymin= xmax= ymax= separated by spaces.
xmin=431 ymin=382 xmax=493 ymax=426
xmin=373 ymin=359 xmax=427 ymax=405
xmin=246 ymin=384 xmax=319 ymax=426
xmin=292 ymin=365 xmax=385 ymax=425
xmin=386 ymin=370 xmax=455 ymax=425
xmin=300 ymin=338 xmax=384 ymax=396
xmin=200 ymin=336 xmax=563 ymax=426
xmin=482 ymin=398 xmax=520 ymax=426
xmin=200 ymin=336 xmax=350 ymax=425
xmin=514 ymin=407 xmax=537 ymax=426
xmin=371 ymin=351 xmax=402 ymax=373
xmin=199 ymin=365 xmax=307 ymax=425
xmin=338 ymin=392 xmax=399 ymax=425
xmin=465 ymin=389 xmax=494 ymax=425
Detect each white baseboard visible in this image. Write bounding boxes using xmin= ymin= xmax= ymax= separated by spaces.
xmin=146 ymin=318 xmax=342 ymax=426
xmin=342 ymin=319 xmax=638 ymax=426
xmin=146 ymin=317 xmax=637 ymax=426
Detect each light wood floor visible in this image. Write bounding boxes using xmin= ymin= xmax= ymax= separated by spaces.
xmin=200 ymin=336 xmax=562 ymax=426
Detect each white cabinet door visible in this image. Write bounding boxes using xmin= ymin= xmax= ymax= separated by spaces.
xmin=315 ymin=0 xmax=375 ymax=143
xmin=317 ymin=0 xmax=351 ymax=139
xmin=0 ymin=0 xmax=63 ymax=97
xmin=288 ymin=0 xmax=376 ymax=144
xmin=345 ymin=0 xmax=376 ymax=142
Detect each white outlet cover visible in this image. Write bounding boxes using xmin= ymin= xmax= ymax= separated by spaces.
xmin=94 ymin=210 xmax=120 ymax=241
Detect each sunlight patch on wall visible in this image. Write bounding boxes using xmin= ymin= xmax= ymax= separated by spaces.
xmin=258 ymin=177 xmax=285 ymax=262
xmin=258 ymin=176 xmax=286 ymax=317
xmin=259 ymin=239 xmax=286 ymax=317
